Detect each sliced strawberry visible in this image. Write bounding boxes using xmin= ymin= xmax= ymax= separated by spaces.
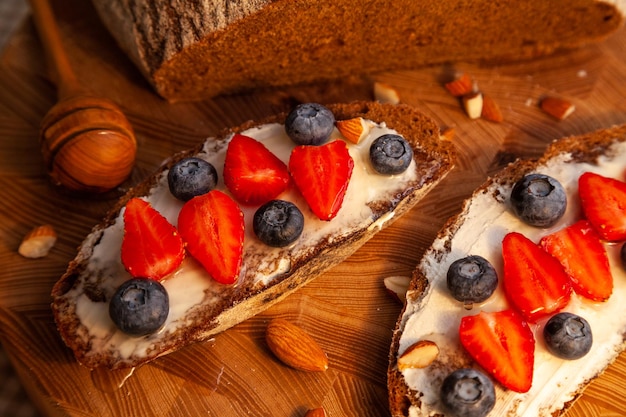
xmin=502 ymin=232 xmax=571 ymax=322
xmin=121 ymin=198 xmax=185 ymax=280
xmin=459 ymin=309 xmax=535 ymax=393
xmin=289 ymin=140 xmax=354 ymax=221
xmin=223 ymin=133 xmax=291 ymax=205
xmin=540 ymin=219 xmax=613 ymax=302
xmin=177 ymin=190 xmax=244 ymax=284
xmin=579 ymin=171 xmax=626 ymax=242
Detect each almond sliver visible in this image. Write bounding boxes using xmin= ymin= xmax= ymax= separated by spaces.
xmin=336 ymin=117 xmax=374 ymax=144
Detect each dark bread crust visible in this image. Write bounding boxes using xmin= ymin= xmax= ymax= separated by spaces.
xmin=388 ymin=123 xmax=626 ymax=417
xmin=91 ymin=0 xmax=624 ymax=101
xmin=51 ymin=101 xmax=455 ymax=369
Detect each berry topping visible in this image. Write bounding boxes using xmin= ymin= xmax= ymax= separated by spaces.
xmin=224 ymin=133 xmax=291 ymax=205
xmin=285 ymin=103 xmax=335 ymax=146
xmin=167 ymin=157 xmax=218 ymax=201
xmin=289 ymin=140 xmax=354 ymax=221
xmin=543 ymin=312 xmax=593 ymax=360
xmin=578 ymin=171 xmax=626 ymax=242
xmin=177 ymin=191 xmax=244 ymax=284
xmin=109 ymin=278 xmax=169 ymax=336
xmin=121 ymin=198 xmax=185 ymax=281
xmin=253 ymin=200 xmax=304 ymax=247
xmin=459 ymin=310 xmax=535 ymax=393
xmin=446 ymin=255 xmax=498 ymax=306
xmin=510 ymin=173 xmax=567 ymax=227
xmin=540 ymin=219 xmax=613 ymax=302
xmin=502 ymin=232 xmax=572 ymax=322
xmin=440 ymin=368 xmax=496 ymax=417
xmin=369 ymin=134 xmax=413 ymax=175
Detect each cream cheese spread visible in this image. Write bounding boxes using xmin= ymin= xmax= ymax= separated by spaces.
xmin=69 ymin=120 xmax=420 ymax=363
xmin=397 ymin=140 xmax=626 ymax=417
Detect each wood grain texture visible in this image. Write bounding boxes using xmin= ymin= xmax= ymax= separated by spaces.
xmin=0 ymin=0 xmax=625 ymax=416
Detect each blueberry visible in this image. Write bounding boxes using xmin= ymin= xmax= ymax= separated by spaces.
xmin=285 ymin=103 xmax=335 ymax=145
xmin=441 ymin=368 xmax=495 ymax=417
xmin=510 ymin=173 xmax=567 ymax=227
xmin=369 ymin=134 xmax=413 ymax=175
xmin=253 ymin=200 xmax=304 ymax=247
xmin=621 ymin=242 xmax=626 ymax=271
xmin=109 ymin=278 xmax=169 ymax=336
xmin=543 ymin=312 xmax=593 ymax=360
xmin=168 ymin=157 xmax=218 ymax=201
xmin=447 ymin=255 xmax=498 ymax=306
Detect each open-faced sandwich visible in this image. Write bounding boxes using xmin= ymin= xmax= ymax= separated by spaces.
xmin=51 ymin=101 xmax=455 ymax=369
xmin=389 ymin=124 xmax=626 ymax=416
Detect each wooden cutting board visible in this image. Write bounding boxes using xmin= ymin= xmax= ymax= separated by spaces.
xmin=1 ymin=0 xmax=625 ymax=416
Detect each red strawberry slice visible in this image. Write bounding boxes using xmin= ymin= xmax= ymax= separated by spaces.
xmin=223 ymin=133 xmax=291 ymax=205
xmin=502 ymin=232 xmax=572 ymax=322
xmin=289 ymin=140 xmax=354 ymax=221
xmin=121 ymin=198 xmax=185 ymax=280
xmin=177 ymin=190 xmax=244 ymax=284
xmin=459 ymin=309 xmax=535 ymax=393
xmin=579 ymin=171 xmax=626 ymax=242
xmin=540 ymin=219 xmax=613 ymax=302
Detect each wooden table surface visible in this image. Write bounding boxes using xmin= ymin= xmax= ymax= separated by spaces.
xmin=1 ymin=0 xmax=625 ymax=416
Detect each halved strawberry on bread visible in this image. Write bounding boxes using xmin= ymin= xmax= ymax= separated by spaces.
xmin=178 ymin=190 xmax=245 ymax=284
xmin=540 ymin=219 xmax=613 ymax=302
xmin=224 ymin=133 xmax=291 ymax=206
xmin=459 ymin=309 xmax=535 ymax=393
xmin=289 ymin=140 xmax=354 ymax=221
xmin=502 ymin=232 xmax=572 ymax=323
xmin=579 ymin=172 xmax=626 ymax=242
xmin=121 ymin=198 xmax=185 ymax=280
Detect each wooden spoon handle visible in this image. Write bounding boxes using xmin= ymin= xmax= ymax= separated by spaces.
xmin=29 ymin=0 xmax=82 ymax=99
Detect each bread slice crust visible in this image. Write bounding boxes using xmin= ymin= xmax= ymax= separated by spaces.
xmin=51 ymin=101 xmax=455 ymax=369
xmin=388 ymin=124 xmax=626 ymax=416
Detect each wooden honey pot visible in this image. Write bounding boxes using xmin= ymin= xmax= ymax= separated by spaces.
xmin=30 ymin=0 xmax=137 ymax=193
xmin=39 ymin=95 xmax=136 ymax=193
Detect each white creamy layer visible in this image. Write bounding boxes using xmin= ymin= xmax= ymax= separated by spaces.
xmin=398 ymin=140 xmax=626 ymax=417
xmin=71 ymin=121 xmax=420 ymax=361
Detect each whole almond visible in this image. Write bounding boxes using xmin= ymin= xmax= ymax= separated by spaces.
xmin=266 ymin=318 xmax=329 ymax=372
xmin=304 ymin=407 xmax=327 ymax=417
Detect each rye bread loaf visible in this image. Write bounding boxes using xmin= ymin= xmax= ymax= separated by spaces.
xmin=90 ymin=0 xmax=625 ymax=102
xmin=51 ymin=101 xmax=455 ymax=369
xmin=388 ymin=124 xmax=626 ymax=416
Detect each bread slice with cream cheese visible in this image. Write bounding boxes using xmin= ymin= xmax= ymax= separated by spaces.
xmin=51 ymin=101 xmax=455 ymax=369
xmin=388 ymin=124 xmax=626 ymax=416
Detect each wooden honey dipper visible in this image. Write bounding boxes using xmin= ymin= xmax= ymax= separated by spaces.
xmin=30 ymin=0 xmax=137 ymax=193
